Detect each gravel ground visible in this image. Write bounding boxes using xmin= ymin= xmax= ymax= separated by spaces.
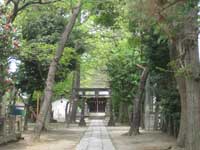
xmin=107 ymin=125 xmax=180 ymax=150
xmin=0 ymin=123 xmax=87 ymax=150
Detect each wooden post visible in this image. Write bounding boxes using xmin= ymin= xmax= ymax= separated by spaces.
xmin=95 ymin=90 xmax=98 ymax=113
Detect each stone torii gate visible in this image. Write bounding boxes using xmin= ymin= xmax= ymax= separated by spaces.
xmin=74 ymin=88 xmax=114 ymax=126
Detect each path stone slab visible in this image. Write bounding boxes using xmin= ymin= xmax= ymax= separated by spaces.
xmin=76 ymin=120 xmax=115 ymax=150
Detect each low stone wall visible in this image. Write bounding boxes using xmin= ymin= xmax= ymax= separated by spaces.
xmin=0 ymin=115 xmax=22 ymax=144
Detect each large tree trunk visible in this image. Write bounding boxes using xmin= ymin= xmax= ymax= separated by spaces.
xmin=169 ymin=40 xmax=187 ymax=147
xmin=66 ymin=71 xmax=76 ymax=126
xmin=183 ymin=12 xmax=200 ymax=149
xmin=79 ymin=98 xmax=86 ymax=126
xmin=44 ymin=104 xmax=52 ymax=130
xmin=70 ymin=62 xmax=80 ymax=123
xmin=176 ymin=77 xmax=187 ymax=147
xmin=184 ymin=40 xmax=200 ymax=150
xmin=33 ymin=3 xmax=81 ymax=140
xmin=108 ymin=98 xmax=115 ymax=126
xmin=129 ymin=66 xmax=149 ymax=135
xmin=171 ymin=9 xmax=200 ymax=150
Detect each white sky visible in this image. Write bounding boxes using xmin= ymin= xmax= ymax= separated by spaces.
xmin=9 ymin=59 xmax=20 ymax=73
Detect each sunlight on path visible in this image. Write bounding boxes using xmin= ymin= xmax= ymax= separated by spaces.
xmin=76 ymin=120 xmax=115 ymax=150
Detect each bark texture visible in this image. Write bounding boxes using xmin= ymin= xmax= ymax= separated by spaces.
xmin=170 ymin=9 xmax=200 ymax=149
xmin=108 ymin=98 xmax=115 ymax=126
xmin=169 ymin=36 xmax=187 ymax=147
xmin=176 ymin=77 xmax=187 ymax=147
xmin=129 ymin=66 xmax=149 ymax=135
xmin=182 ymin=12 xmax=200 ymax=149
xmin=79 ymin=98 xmax=86 ymax=126
xmin=33 ymin=3 xmax=81 ymax=140
xmin=70 ymin=62 xmax=80 ymax=123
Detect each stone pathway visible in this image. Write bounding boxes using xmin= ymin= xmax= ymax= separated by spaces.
xmin=76 ymin=120 xmax=115 ymax=150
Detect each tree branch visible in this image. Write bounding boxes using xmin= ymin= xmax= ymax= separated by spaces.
xmin=9 ymin=0 xmax=62 ymax=22
xmin=160 ymin=0 xmax=185 ymax=12
xmin=18 ymin=0 xmax=62 ymax=13
xmin=136 ymin=64 xmax=145 ymax=70
xmin=5 ymin=0 xmax=12 ymax=5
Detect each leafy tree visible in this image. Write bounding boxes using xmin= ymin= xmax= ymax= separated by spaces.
xmin=127 ymin=0 xmax=200 ymax=149
xmin=107 ymin=40 xmax=141 ymax=123
xmin=33 ymin=2 xmax=82 ymax=139
xmin=0 ymin=5 xmax=19 ymax=102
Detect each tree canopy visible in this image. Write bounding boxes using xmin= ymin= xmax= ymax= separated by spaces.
xmin=0 ymin=0 xmax=200 ymax=149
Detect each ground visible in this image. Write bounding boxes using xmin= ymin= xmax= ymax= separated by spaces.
xmin=0 ymin=119 xmax=183 ymax=150
xmin=0 ymin=123 xmax=86 ymax=150
xmin=76 ymin=119 xmax=115 ymax=150
xmin=107 ymin=124 xmax=179 ymax=150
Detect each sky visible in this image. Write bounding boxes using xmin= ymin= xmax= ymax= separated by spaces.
xmin=9 ymin=59 xmax=20 ymax=73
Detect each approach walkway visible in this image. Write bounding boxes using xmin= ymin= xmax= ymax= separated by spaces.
xmin=76 ymin=120 xmax=115 ymax=150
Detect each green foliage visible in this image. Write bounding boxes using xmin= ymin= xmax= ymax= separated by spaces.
xmin=1 ymin=0 xmax=188 ymax=130
xmin=94 ymin=1 xmax=119 ymax=27
xmin=14 ymin=42 xmax=75 ymax=94
xmin=0 ymin=5 xmax=19 ymax=100
xmin=106 ymin=40 xmax=141 ymax=118
xmin=141 ymin=24 xmax=181 ymax=133
xmin=53 ymin=73 xmax=73 ymax=99
xmin=22 ymin=13 xmax=66 ymax=44
xmin=142 ymin=27 xmax=170 ymax=72
xmin=160 ymin=87 xmax=180 ymax=119
xmin=14 ymin=4 xmax=87 ymax=97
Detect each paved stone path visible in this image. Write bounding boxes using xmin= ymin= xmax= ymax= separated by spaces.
xmin=76 ymin=120 xmax=115 ymax=150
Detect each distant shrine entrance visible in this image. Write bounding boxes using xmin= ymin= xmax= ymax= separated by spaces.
xmin=87 ymin=97 xmax=107 ymax=113
xmin=75 ymin=88 xmax=110 ymax=114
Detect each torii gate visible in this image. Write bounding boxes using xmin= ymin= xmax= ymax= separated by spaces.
xmin=74 ymin=88 xmax=113 ymax=126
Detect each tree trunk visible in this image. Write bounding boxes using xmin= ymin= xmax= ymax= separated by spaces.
xmin=33 ymin=3 xmax=81 ymax=140
xmin=176 ymin=77 xmax=187 ymax=147
xmin=118 ymin=102 xmax=129 ymax=124
xmin=44 ymin=104 xmax=52 ymax=130
xmin=79 ymin=98 xmax=86 ymax=126
xmin=70 ymin=100 xmax=78 ymax=123
xmin=167 ymin=116 xmax=173 ymax=136
xmin=183 ymin=17 xmax=200 ymax=150
xmin=169 ymin=34 xmax=187 ymax=148
xmin=108 ymin=98 xmax=115 ymax=126
xmin=129 ymin=67 xmax=149 ymax=135
xmin=70 ymin=62 xmax=80 ymax=123
xmin=23 ymin=106 xmax=29 ymax=131
xmin=118 ymin=101 xmax=123 ymax=123
xmin=66 ymin=72 xmax=76 ymax=126
xmin=140 ymin=94 xmax=145 ymax=129
xmin=24 ymin=94 xmax=33 ymax=131
xmin=172 ymin=9 xmax=200 ymax=150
